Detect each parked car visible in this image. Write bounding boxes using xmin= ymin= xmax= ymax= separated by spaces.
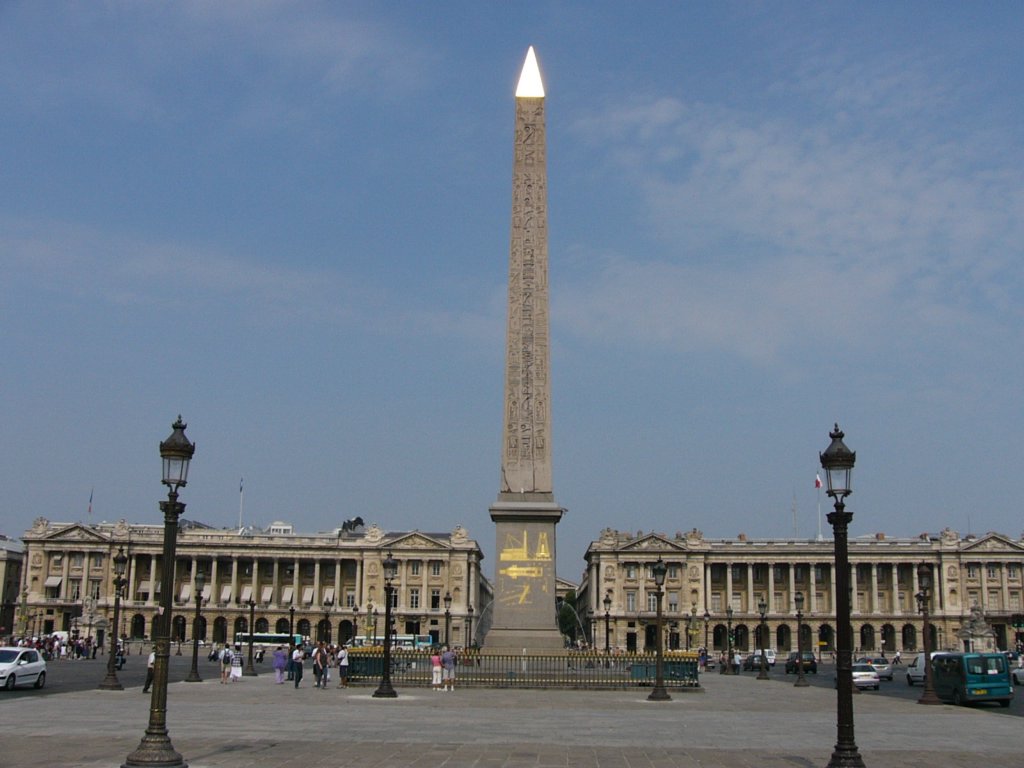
xmin=784 ymin=651 xmax=817 ymax=674
xmin=857 ymin=656 xmax=893 ymax=681
xmin=1010 ymin=665 xmax=1024 ymax=686
xmin=743 ymin=652 xmax=770 ymax=671
xmin=848 ymin=663 xmax=881 ymax=690
xmin=906 ymin=651 xmax=948 ymax=686
xmin=0 ymin=647 xmax=47 ymax=690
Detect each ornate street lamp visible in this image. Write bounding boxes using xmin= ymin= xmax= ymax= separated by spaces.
xmin=820 ymin=424 xmax=864 ymax=768
xmin=243 ymin=597 xmax=258 ymax=676
xmin=373 ymin=551 xmax=399 ymax=698
xmin=185 ymin=572 xmax=205 ymax=682
xmin=725 ymin=605 xmax=735 ymax=674
xmin=757 ymin=596 xmax=769 ymax=680
xmin=288 ymin=605 xmax=295 ymax=638
xmin=99 ymin=546 xmax=129 ymax=690
xmin=352 ymin=605 xmax=360 ymax=644
xmin=794 ymin=591 xmax=809 ymax=687
xmin=443 ymin=591 xmax=452 ymax=647
xmin=648 ymin=558 xmax=671 ymax=701
xmin=466 ymin=605 xmax=474 ymax=647
xmin=122 ymin=416 xmax=194 ymax=768
xmin=322 ymin=597 xmax=334 ymax=644
xmin=603 ymin=592 xmax=612 ymax=653
xmin=917 ymin=563 xmax=941 ymax=705
xmin=703 ymin=610 xmax=710 ymax=654
xmin=372 ymin=607 xmax=379 ymax=644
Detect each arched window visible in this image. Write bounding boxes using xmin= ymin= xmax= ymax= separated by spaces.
xmin=213 ymin=616 xmax=228 ymax=645
xmin=275 ymin=617 xmax=290 ymax=634
xmin=255 ymin=617 xmax=269 ymax=633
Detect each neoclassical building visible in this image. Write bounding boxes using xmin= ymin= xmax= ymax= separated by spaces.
xmin=578 ymin=527 xmax=1024 ymax=656
xmin=17 ymin=517 xmax=491 ymax=649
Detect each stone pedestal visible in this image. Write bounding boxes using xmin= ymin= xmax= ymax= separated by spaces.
xmin=484 ymin=497 xmax=564 ymax=653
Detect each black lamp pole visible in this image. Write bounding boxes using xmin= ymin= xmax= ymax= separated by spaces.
xmin=821 ymin=424 xmax=865 ymax=768
xmin=917 ymin=564 xmax=941 ymax=705
xmin=99 ymin=546 xmax=128 ymax=690
xmin=648 ymin=558 xmax=670 ymax=701
xmin=603 ymin=592 xmax=612 ymax=653
xmin=757 ymin=596 xmax=769 ymax=679
xmin=122 ymin=416 xmax=194 ymax=768
xmin=185 ymin=572 xmax=205 ymax=683
xmin=322 ymin=597 xmax=333 ymax=644
xmin=466 ymin=605 xmax=474 ymax=647
xmin=443 ymin=591 xmax=452 ymax=646
xmin=725 ymin=605 xmax=735 ymax=674
xmin=373 ymin=551 xmax=398 ymax=698
xmin=794 ymin=591 xmax=809 ymax=687
xmin=243 ymin=598 xmax=257 ymax=676
xmin=703 ymin=610 xmax=710 ymax=654
xmin=372 ymin=608 xmax=378 ymax=644
xmin=352 ymin=605 xmax=359 ymax=645
xmin=288 ymin=605 xmax=295 ymax=638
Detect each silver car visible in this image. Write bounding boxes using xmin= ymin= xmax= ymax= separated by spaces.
xmin=859 ymin=656 xmax=893 ymax=681
xmin=0 ymin=647 xmax=47 ymax=690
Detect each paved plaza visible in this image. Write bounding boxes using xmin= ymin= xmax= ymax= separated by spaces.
xmin=3 ymin=658 xmax=1021 ymax=768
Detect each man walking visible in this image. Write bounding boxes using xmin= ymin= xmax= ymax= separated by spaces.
xmin=142 ymin=649 xmax=155 ymax=693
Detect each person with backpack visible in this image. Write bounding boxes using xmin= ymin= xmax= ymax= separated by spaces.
xmin=219 ymin=645 xmax=232 ymax=684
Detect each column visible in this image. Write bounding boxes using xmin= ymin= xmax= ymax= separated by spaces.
xmin=250 ymin=557 xmax=259 ymax=604
xmin=767 ymin=561 xmax=775 ymax=613
xmin=334 ymin=558 xmax=343 ymax=606
xmin=272 ymin=558 xmax=280 ymax=607
xmin=209 ymin=558 xmax=218 ymax=603
xmin=230 ymin=557 xmax=239 ymax=605
xmin=890 ymin=563 xmax=899 ymax=615
xmin=850 ymin=563 xmax=858 ymax=615
xmin=871 ymin=562 xmax=880 ymax=614
xmin=788 ymin=563 xmax=796 ymax=613
xmin=61 ymin=553 xmax=71 ymax=601
xmin=354 ymin=558 xmax=363 ymax=607
xmin=979 ymin=561 xmax=989 ymax=610
xmin=128 ymin=554 xmax=139 ymax=602
xmin=746 ymin=563 xmax=754 ymax=612
xmin=809 ymin=562 xmax=818 ymax=614
xmin=313 ymin=560 xmax=321 ymax=606
xmin=292 ymin=558 xmax=300 ymax=607
xmin=1000 ymin=561 xmax=1009 ymax=614
xmin=725 ymin=562 xmax=733 ymax=611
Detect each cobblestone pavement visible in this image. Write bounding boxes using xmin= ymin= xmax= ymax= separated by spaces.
xmin=2 ymin=666 xmax=1019 ymax=767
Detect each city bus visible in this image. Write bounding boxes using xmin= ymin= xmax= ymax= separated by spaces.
xmin=233 ymin=632 xmax=305 ymax=651
xmin=930 ymin=652 xmax=1013 ymax=707
xmin=351 ymin=633 xmax=433 ymax=650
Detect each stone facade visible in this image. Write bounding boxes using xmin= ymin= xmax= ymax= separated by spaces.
xmin=578 ymin=527 xmax=1024 ymax=655
xmin=16 ymin=517 xmax=491 ymax=649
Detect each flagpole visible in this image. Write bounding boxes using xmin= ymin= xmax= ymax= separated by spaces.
xmin=815 ymin=474 xmax=823 ymax=541
xmin=239 ymin=478 xmax=244 ymax=530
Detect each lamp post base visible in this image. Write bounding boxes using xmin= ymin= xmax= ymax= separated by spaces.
xmin=184 ymin=670 xmax=202 ymax=683
xmin=98 ymin=673 xmax=124 ymax=691
xmin=647 ymin=686 xmax=672 ymax=701
xmin=918 ymin=689 xmax=942 ymax=705
xmin=242 ymin=666 xmax=257 ymax=677
xmin=373 ymin=682 xmax=398 ymax=698
xmin=826 ymin=744 xmax=865 ymax=768
xmin=122 ymin=733 xmax=187 ymax=768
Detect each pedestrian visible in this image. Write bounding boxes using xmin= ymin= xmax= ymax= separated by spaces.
xmin=337 ymin=644 xmax=349 ymax=688
xmin=220 ymin=645 xmax=232 ymax=683
xmin=230 ymin=647 xmax=244 ymax=681
xmin=732 ymin=651 xmax=742 ymax=675
xmin=292 ymin=643 xmax=305 ymax=688
xmin=440 ymin=645 xmax=457 ymax=692
xmin=312 ymin=641 xmax=328 ymax=689
xmin=272 ymin=645 xmax=288 ymax=684
xmin=142 ymin=650 xmax=155 ymax=693
xmin=430 ymin=647 xmax=443 ymax=691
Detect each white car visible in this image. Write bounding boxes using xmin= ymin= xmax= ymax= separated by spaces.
xmin=1011 ymin=666 xmax=1024 ymax=686
xmin=836 ymin=663 xmax=880 ymax=690
xmin=0 ymin=647 xmax=47 ymax=690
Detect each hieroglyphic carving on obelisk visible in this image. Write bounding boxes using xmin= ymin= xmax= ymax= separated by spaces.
xmin=487 ymin=47 xmax=564 ymax=653
xmin=501 ymin=45 xmax=552 ymax=498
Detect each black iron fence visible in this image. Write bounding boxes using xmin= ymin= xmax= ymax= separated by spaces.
xmin=347 ymin=649 xmax=701 ymax=690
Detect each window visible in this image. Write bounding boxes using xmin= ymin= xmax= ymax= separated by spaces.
xmin=625 ymin=591 xmax=637 ymax=612
xmin=794 ymin=566 xmax=805 ymax=581
xmin=91 ymin=554 xmax=104 ymax=569
xmin=731 ymin=592 xmax=741 ymax=610
xmin=773 ymin=565 xmax=785 ymax=582
xmin=410 ymin=588 xmax=420 ymax=610
xmin=71 ymin=553 xmax=84 ymax=568
xmin=667 ymin=564 xmax=679 ymax=580
xmin=667 ymin=592 xmax=679 ymax=612
xmin=345 ymin=589 xmax=355 ymax=608
xmin=70 ymin=583 xmax=81 ymax=600
xmin=814 ymin=565 xmax=824 ymax=582
xmin=89 ymin=580 xmax=101 ymax=599
xmin=626 ymin=564 xmax=637 ymax=580
xmin=430 ymin=561 xmax=442 ymax=577
xmin=647 ymin=593 xmax=658 ymax=612
xmin=732 ymin=565 xmax=744 ymax=581
xmin=987 ymin=565 xmax=998 ymax=580
xmin=711 ymin=593 xmax=722 ymax=612
xmin=967 ymin=565 xmax=978 ymax=579
xmin=410 ymin=561 xmax=420 ymax=576
xmin=1009 ymin=564 xmax=1018 ymax=579
xmin=431 ymin=589 xmax=441 ymax=609
xmin=389 ymin=590 xmax=398 ymax=609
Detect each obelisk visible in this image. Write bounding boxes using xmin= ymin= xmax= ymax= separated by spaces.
xmin=486 ymin=47 xmax=565 ymax=653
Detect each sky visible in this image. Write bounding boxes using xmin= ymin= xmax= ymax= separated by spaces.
xmin=3 ymin=2 xmax=1022 ymax=582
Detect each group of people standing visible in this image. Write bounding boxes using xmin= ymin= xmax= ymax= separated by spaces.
xmin=430 ymin=645 xmax=458 ymax=691
xmin=266 ymin=641 xmax=350 ymax=689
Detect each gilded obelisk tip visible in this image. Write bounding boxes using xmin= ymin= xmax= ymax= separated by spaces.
xmin=515 ymin=46 xmax=545 ymax=98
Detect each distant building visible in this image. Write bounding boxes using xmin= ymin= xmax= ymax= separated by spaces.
xmin=18 ymin=516 xmax=490 ymax=649
xmin=0 ymin=535 xmax=24 ymax=638
xmin=578 ymin=527 xmax=1024 ymax=655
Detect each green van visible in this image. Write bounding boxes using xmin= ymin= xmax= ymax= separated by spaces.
xmin=930 ymin=652 xmax=1013 ymax=707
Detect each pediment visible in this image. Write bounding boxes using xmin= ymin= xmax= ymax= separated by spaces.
xmin=960 ymin=533 xmax=1024 ymax=554
xmin=45 ymin=524 xmax=110 ymax=543
xmin=617 ymin=534 xmax=683 ymax=553
xmin=390 ymin=532 xmax=447 ymax=550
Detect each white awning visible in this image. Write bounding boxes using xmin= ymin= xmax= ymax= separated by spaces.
xmin=201 ymin=585 xmax=212 ymax=601
xmin=137 ymin=581 xmax=151 ymax=592
xmin=302 ymin=586 xmax=314 ymax=605
xmin=322 ymin=587 xmax=335 ymax=604
xmin=44 ymin=576 xmax=62 ymax=588
xmin=220 ymin=585 xmax=233 ymax=603
xmin=261 ymin=586 xmax=273 ymax=604
xmin=281 ymin=586 xmax=294 ymax=605
xmin=240 ymin=586 xmax=253 ymax=603
xmin=179 ymin=584 xmax=191 ymax=601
